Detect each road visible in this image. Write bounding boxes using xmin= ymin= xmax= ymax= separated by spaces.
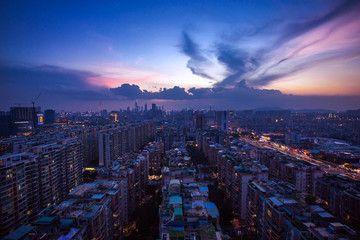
xmin=239 ymin=136 xmax=360 ymax=181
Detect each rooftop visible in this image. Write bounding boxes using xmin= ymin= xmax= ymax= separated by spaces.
xmin=3 ymin=225 xmax=34 ymax=240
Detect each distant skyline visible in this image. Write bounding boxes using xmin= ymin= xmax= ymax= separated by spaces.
xmin=1 ymin=0 xmax=360 ymax=111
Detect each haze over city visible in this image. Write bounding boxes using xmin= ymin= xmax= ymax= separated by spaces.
xmin=1 ymin=0 xmax=360 ymax=111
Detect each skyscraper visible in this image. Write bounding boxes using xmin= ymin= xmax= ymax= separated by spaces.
xmin=215 ymin=110 xmax=229 ymax=131
xmin=195 ymin=114 xmax=206 ymax=130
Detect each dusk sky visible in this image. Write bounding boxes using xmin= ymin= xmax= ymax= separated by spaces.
xmin=1 ymin=0 xmax=360 ymax=111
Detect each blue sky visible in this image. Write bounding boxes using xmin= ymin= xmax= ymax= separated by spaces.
xmin=1 ymin=0 xmax=360 ymax=111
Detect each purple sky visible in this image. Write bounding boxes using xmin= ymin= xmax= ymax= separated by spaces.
xmin=1 ymin=0 xmax=360 ymax=111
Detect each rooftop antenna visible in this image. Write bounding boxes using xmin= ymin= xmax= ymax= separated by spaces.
xmin=14 ymin=103 xmax=25 ymax=107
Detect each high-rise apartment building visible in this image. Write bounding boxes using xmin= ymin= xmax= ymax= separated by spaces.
xmin=246 ymin=180 xmax=358 ymax=240
xmin=59 ymin=138 xmax=83 ymax=196
xmin=32 ymin=144 xmax=62 ymax=209
xmin=99 ymin=122 xmax=155 ymax=167
xmin=0 ymin=153 xmax=32 ymax=238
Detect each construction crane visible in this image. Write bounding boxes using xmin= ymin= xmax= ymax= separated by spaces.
xmin=31 ymin=92 xmax=41 ymax=129
xmin=31 ymin=92 xmax=41 ymax=108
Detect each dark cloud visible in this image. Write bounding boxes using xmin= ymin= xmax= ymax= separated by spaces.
xmin=188 ymin=87 xmax=213 ymax=98
xmin=237 ymin=0 xmax=360 ymax=87
xmin=187 ymin=61 xmax=214 ymax=80
xmin=221 ymin=19 xmax=281 ymax=42
xmin=0 ymin=63 xmax=100 ymax=90
xmin=180 ymin=31 xmax=205 ymax=61
xmin=0 ymin=62 xmax=113 ymax=108
xmin=261 ymin=36 xmax=331 ymax=76
xmin=214 ymin=44 xmax=260 ymax=87
xmin=179 ymin=0 xmax=360 ymax=88
xmin=112 ymin=81 xmax=276 ymax=100
xmin=110 ymin=81 xmax=360 ymax=112
xmin=1 ymin=62 xmax=359 ymax=111
xmin=156 ymin=86 xmax=190 ymax=100
xmin=251 ymin=47 xmax=360 ymax=87
xmin=215 ymin=72 xmax=244 ymax=88
xmin=178 ymin=30 xmax=263 ymax=87
xmin=274 ymin=0 xmax=360 ymax=48
xmin=110 ymin=84 xmax=190 ymax=100
xmin=216 ymin=44 xmax=248 ymax=72
xmin=179 ymin=31 xmax=214 ymax=80
xmin=109 ymin=84 xmax=143 ymax=98
xmin=185 ymin=81 xmax=360 ymax=111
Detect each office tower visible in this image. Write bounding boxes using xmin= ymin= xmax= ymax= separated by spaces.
xmin=44 ymin=109 xmax=55 ymax=124
xmin=228 ymin=109 xmax=234 ymax=119
xmin=195 ymin=114 xmax=206 ymax=130
xmin=215 ymin=110 xmax=229 ymax=131
xmin=152 ymin=103 xmax=157 ymax=117
xmin=110 ymin=112 xmax=118 ymax=123
xmin=101 ymin=109 xmax=108 ymax=117
xmin=135 ymin=101 xmax=139 ymax=111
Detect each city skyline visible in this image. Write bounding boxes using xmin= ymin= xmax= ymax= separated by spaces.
xmin=1 ymin=0 xmax=360 ymax=111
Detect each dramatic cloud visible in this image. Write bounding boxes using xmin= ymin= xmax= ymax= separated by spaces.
xmin=109 ymin=84 xmax=143 ymax=99
xmin=0 ymin=63 xmax=113 ymax=107
xmin=110 ymin=81 xmax=360 ymax=111
xmin=216 ymin=44 xmax=259 ymax=73
xmin=273 ymin=0 xmax=360 ymax=48
xmin=1 ymin=62 xmax=359 ymax=111
xmin=179 ymin=31 xmax=214 ymax=80
xmin=111 ymin=80 xmax=281 ymax=100
xmin=180 ymin=0 xmax=360 ymax=88
xmin=110 ymin=84 xmax=189 ymax=100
